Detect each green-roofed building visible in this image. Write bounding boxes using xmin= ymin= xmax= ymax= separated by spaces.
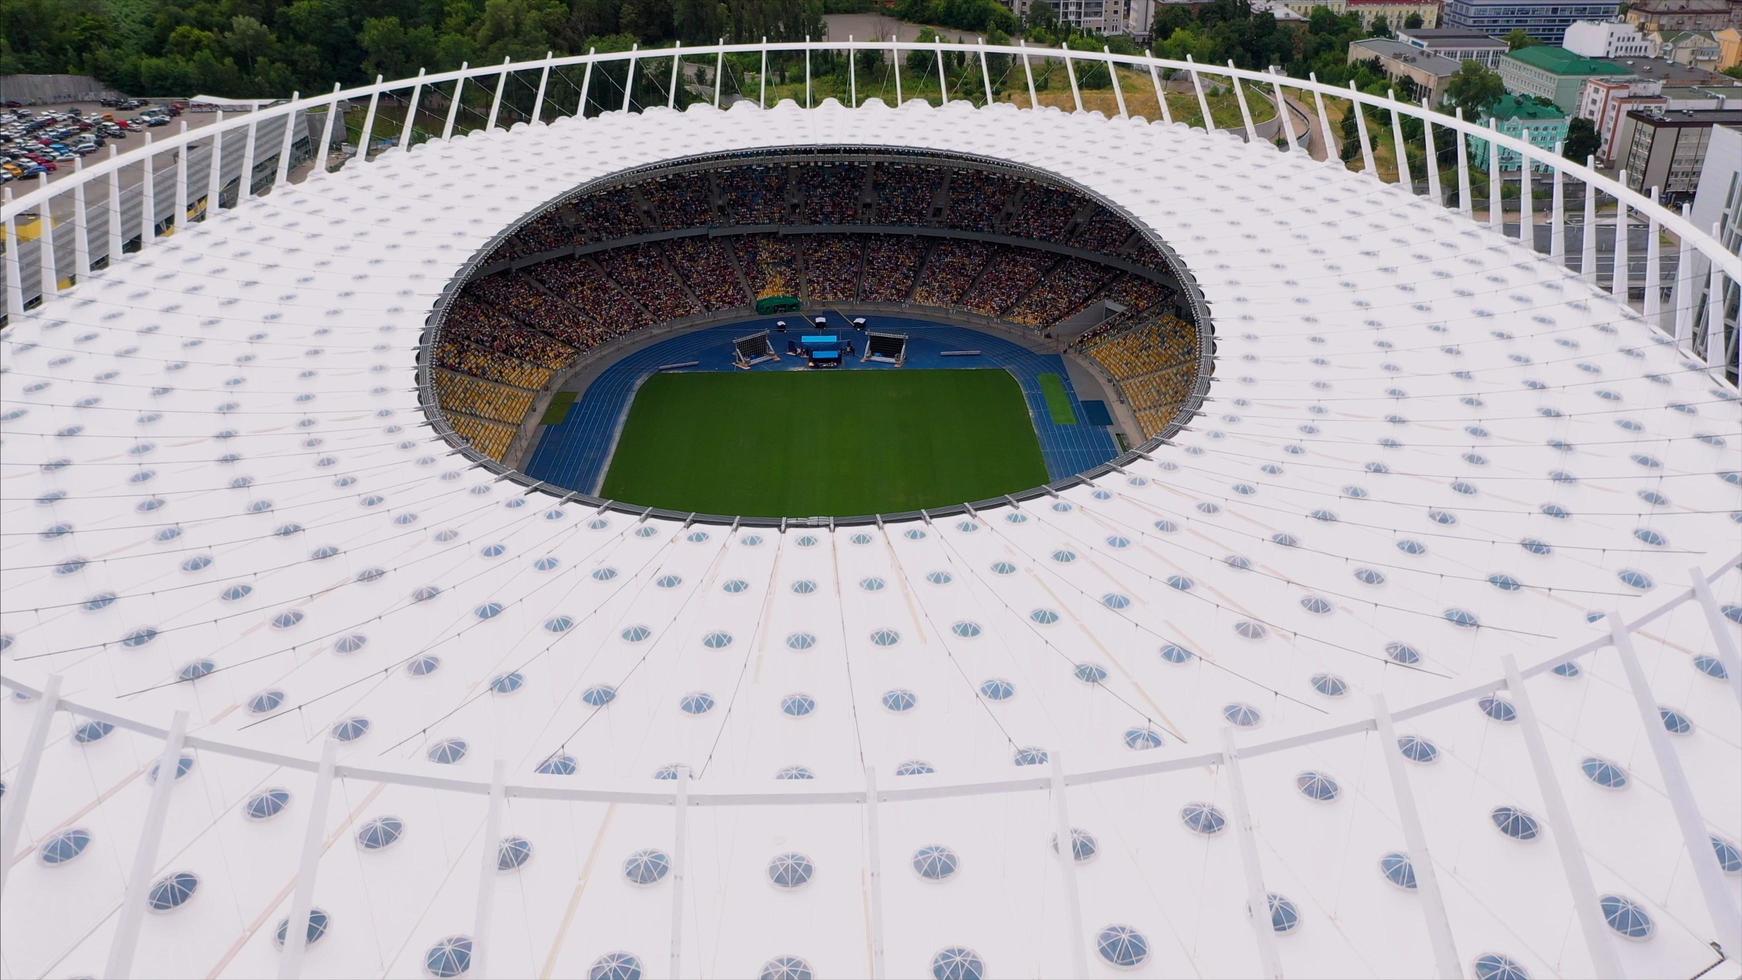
xmin=1468 ymin=95 xmax=1571 ymax=173
xmin=1499 ymin=46 xmax=1633 ymax=111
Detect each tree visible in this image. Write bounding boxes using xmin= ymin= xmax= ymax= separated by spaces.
xmin=1369 ymin=15 xmax=1392 ymax=38
xmin=1562 ymin=116 xmax=1600 ymax=163
xmin=1403 ymin=12 xmax=1424 ymax=29
xmin=1504 ymin=28 xmax=1537 ymax=50
xmin=224 ymin=15 xmax=273 ymax=74
xmin=1443 ymin=60 xmax=1503 ymax=119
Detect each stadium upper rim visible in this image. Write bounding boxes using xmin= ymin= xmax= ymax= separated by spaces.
xmin=420 ymin=142 xmax=1217 ymax=523
xmin=2 ymin=40 xmax=1741 ymax=980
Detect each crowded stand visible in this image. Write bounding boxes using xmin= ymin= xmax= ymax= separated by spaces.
xmin=1006 ymin=257 xmax=1115 ymax=328
xmin=912 ymin=240 xmax=992 ymax=306
xmin=596 ymin=244 xmax=702 ymax=322
xmin=872 ymin=163 xmax=938 ymax=225
xmin=942 ymin=170 xmax=1020 ymax=233
xmin=960 ymin=246 xmax=1056 ymax=316
xmin=1072 ymin=205 xmax=1136 ymax=254
xmin=1004 ymin=186 xmax=1079 ymax=242
xmin=642 ymin=172 xmax=716 ymax=231
xmin=534 ymin=256 xmax=656 ymax=332
xmin=735 ymin=234 xmax=800 ymax=298
xmin=718 ymin=164 xmax=789 ymax=224
xmin=796 ymin=163 xmax=866 ymax=224
xmin=859 ymin=234 xmax=925 ymax=302
xmin=665 ymin=237 xmax=750 ymax=310
xmin=434 ymin=153 xmax=1201 ymax=461
xmin=797 ymin=235 xmax=863 ymax=301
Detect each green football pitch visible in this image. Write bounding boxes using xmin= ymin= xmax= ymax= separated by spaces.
xmin=599 ymin=368 xmax=1049 ymax=515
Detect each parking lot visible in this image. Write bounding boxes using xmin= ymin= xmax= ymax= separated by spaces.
xmin=1 ymin=98 xmax=242 ymax=191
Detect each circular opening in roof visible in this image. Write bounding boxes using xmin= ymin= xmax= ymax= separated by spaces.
xmin=426 ymin=146 xmax=1210 ymax=523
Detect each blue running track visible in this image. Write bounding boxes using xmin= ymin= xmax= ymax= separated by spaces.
xmin=523 ymin=315 xmax=1119 ymax=495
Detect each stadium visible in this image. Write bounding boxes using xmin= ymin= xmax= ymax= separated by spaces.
xmin=1 ymin=40 xmax=1740 ymax=980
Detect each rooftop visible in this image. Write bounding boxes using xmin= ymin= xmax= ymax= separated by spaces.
xmin=1349 ymin=38 xmax=1465 ymax=76
xmin=1607 ymin=55 xmax=1742 ymax=85
xmin=1485 ymin=93 xmax=1572 ymax=120
xmin=1504 ymin=46 xmax=1631 ymax=76
xmin=1625 ymin=106 xmax=1742 ymax=125
xmin=1397 ymin=27 xmax=1510 ymax=47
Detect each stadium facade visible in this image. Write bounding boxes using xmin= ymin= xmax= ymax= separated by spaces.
xmin=2 ymin=41 xmax=1740 ymax=980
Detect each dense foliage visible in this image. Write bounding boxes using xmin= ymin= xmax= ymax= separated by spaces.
xmin=1 ymin=0 xmax=824 ymax=97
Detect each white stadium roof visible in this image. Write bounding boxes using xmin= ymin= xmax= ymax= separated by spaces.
xmin=2 ymin=45 xmax=1740 ymax=980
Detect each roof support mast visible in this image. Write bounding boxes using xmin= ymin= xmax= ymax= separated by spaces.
xmin=1499 ymin=655 xmax=1621 ymax=979
xmin=1608 ymin=616 xmax=1742 ymax=956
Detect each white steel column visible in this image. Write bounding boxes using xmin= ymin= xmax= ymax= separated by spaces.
xmin=579 ymin=52 xmax=595 ymax=115
xmin=1422 ymin=103 xmax=1441 ymax=201
xmin=1387 ymin=94 xmax=1408 ymax=189
xmin=0 ymin=674 xmax=62 ymax=895
xmin=1150 ymin=63 xmax=1170 ymax=124
xmin=1021 ymin=41 xmax=1037 ymax=109
xmin=1644 ymin=189 xmax=1662 ymax=326
xmin=399 ymin=71 xmax=425 ymax=148
xmin=238 ymin=115 xmax=258 ymax=201
xmin=626 ymin=48 xmax=644 ymax=112
xmin=1518 ymin=160 xmax=1532 ymax=246
xmin=1611 ymin=183 xmax=1629 ymax=303
xmin=2 ymin=193 xmax=21 ymax=319
xmin=1352 ymin=87 xmax=1375 ymax=177
xmin=979 ymin=42 xmax=992 ymax=105
xmin=1189 ymin=59 xmax=1212 ymax=132
xmin=174 ymin=123 xmax=189 ymax=229
xmin=72 ymin=159 xmax=91 ymax=278
xmin=1371 ymin=694 xmax=1462 ymax=979
xmin=1311 ymin=78 xmax=1333 ymax=160
xmin=278 ymin=739 xmax=338 ymax=980
xmin=104 ymin=710 xmax=190 ymax=980
xmin=1487 ymin=127 xmax=1501 ymax=233
xmin=205 ymin=115 xmax=224 ymax=216
xmin=863 ymin=767 xmax=888 ymax=979
xmin=311 ymin=86 xmax=339 ymax=176
xmin=1499 ymin=655 xmax=1621 ymax=980
xmin=1672 ymin=203 xmax=1700 ymax=351
xmin=1064 ymin=46 xmax=1082 ymax=113
xmin=1686 ymin=566 xmax=1742 ymax=707
xmin=1274 ymin=78 xmax=1296 ymax=149
xmin=359 ymin=78 xmax=382 ymax=161
xmin=490 ymin=58 xmax=512 ymax=127
xmin=1550 ymin=151 xmax=1565 ymax=264
xmin=275 ymin=94 xmax=299 ymax=183
xmin=1221 ymin=730 xmax=1284 ymax=979
xmin=1107 ymin=50 xmax=1127 ymax=118
xmin=533 ymin=55 xmax=552 ymax=122
xmin=1582 ymin=162 xmax=1598 ymax=281
xmin=671 ymin=44 xmax=684 ymax=110
xmin=470 ymin=760 xmax=509 ymax=980
xmin=443 ymin=67 xmax=467 ymax=139
xmin=668 ymin=773 xmax=691 ymax=978
xmin=1609 ymin=617 xmax=1742 ymax=955
xmin=1233 ymin=66 xmax=1255 ymax=140
xmin=1454 ymin=109 xmax=1471 ymax=216
xmin=38 ymin=177 xmax=57 ymax=296
xmin=1703 ymin=226 xmax=1726 ymax=370
xmin=139 ymin=134 xmax=155 ymax=249
xmin=106 ymin=147 xmax=123 ymax=262
xmin=716 ymin=46 xmax=725 ymax=107
xmin=891 ymin=36 xmax=901 ymax=104
xmin=805 ymin=40 xmax=813 ymax=108
xmin=1048 ymin=756 xmax=1089 ymax=979
xmin=761 ymin=42 xmax=769 ymax=108
xmin=934 ymin=38 xmax=946 ymax=104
